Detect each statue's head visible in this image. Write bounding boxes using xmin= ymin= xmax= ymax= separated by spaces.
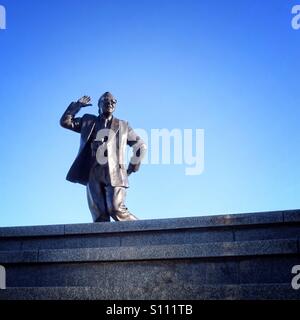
xmin=98 ymin=92 xmax=117 ymax=116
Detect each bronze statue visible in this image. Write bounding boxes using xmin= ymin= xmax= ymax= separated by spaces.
xmin=60 ymin=92 xmax=147 ymax=222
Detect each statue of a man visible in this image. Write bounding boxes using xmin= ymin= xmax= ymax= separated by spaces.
xmin=60 ymin=92 xmax=147 ymax=222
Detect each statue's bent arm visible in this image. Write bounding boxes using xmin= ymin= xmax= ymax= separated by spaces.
xmin=127 ymin=124 xmax=147 ymax=174
xmin=60 ymin=102 xmax=83 ymax=134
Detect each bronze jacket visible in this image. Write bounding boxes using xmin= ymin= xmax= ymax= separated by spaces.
xmin=60 ymin=102 xmax=147 ymax=187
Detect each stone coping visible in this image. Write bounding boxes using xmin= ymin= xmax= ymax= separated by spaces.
xmin=0 ymin=210 xmax=299 ymax=238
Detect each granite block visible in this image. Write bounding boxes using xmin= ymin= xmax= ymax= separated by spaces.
xmin=120 ymin=229 xmax=234 ymax=247
xmin=0 ymin=250 xmax=37 ymax=264
xmin=0 ymin=239 xmax=22 ymax=251
xmin=33 ymin=240 xmax=300 ymax=264
xmin=64 ymin=211 xmax=284 ymax=235
xmin=0 ymin=284 xmax=299 ymax=300
xmin=284 ymin=210 xmax=300 ymax=223
xmin=6 ymin=259 xmax=239 ymax=288
xmin=234 ymin=225 xmax=300 ymax=242
xmin=20 ymin=234 xmax=121 ymax=251
xmin=239 ymin=256 xmax=300 ymax=284
xmin=0 ymin=225 xmax=65 ymax=238
xmin=0 ymin=239 xmax=297 ymax=264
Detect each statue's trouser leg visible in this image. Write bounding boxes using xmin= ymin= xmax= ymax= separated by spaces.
xmin=105 ymin=186 xmax=139 ymax=221
xmin=86 ymin=179 xmax=110 ymax=223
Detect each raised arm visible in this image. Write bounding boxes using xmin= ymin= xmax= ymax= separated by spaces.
xmin=60 ymin=96 xmax=92 ymax=133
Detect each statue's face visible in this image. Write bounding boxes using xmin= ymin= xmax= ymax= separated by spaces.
xmin=98 ymin=95 xmax=117 ymax=116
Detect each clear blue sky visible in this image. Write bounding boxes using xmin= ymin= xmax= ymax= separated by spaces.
xmin=0 ymin=0 xmax=299 ymax=227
